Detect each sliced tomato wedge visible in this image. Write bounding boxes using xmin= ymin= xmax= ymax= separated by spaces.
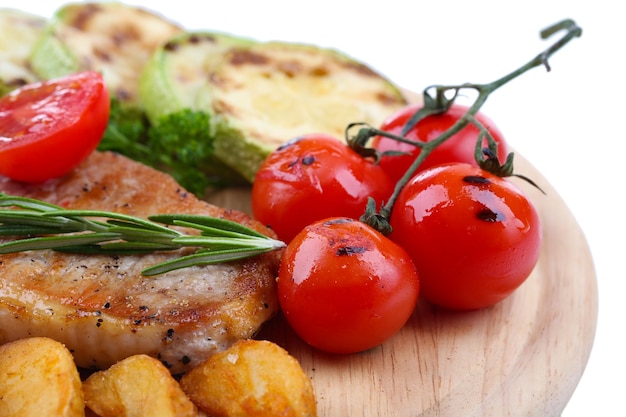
xmin=0 ymin=71 xmax=110 ymax=183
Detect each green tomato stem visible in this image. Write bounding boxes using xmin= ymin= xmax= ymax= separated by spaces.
xmin=359 ymin=18 xmax=582 ymax=234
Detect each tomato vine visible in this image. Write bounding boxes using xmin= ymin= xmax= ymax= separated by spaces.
xmin=351 ymin=18 xmax=582 ymax=234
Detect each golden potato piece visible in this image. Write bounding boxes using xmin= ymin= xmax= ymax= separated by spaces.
xmin=83 ymin=409 xmax=99 ymax=417
xmin=82 ymin=354 xmax=197 ymax=417
xmin=0 ymin=337 xmax=84 ymax=417
xmin=180 ymin=339 xmax=317 ymax=417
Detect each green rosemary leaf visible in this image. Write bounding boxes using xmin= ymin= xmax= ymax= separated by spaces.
xmin=165 ymin=219 xmax=251 ymax=240
xmin=0 ymin=210 xmax=87 ymax=233
xmin=0 ymin=193 xmax=286 ymax=276
xmin=55 ymin=241 xmax=181 ymax=255
xmin=172 ymin=235 xmax=282 ymax=251
xmin=105 ymin=225 xmax=181 ymax=245
xmin=149 ymin=214 xmax=269 ymax=239
xmin=105 ymin=219 xmax=180 ymax=234
xmin=0 ymin=232 xmax=122 ymax=253
xmin=0 ymin=225 xmax=65 ymax=236
xmin=142 ymin=247 xmax=274 ymax=276
xmin=99 ymin=241 xmax=181 ymax=252
xmin=42 ymin=210 xmax=177 ymax=234
xmin=172 ymin=239 xmax=255 ymax=252
xmin=0 ymin=193 xmax=64 ymax=212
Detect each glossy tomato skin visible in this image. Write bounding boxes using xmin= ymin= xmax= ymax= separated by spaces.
xmin=389 ymin=163 xmax=541 ymax=310
xmin=372 ymin=104 xmax=509 ymax=184
xmin=251 ymin=134 xmax=394 ymax=243
xmin=278 ymin=217 xmax=419 ymax=354
xmin=0 ymin=71 xmax=110 ymax=183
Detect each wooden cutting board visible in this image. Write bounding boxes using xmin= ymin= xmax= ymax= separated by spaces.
xmin=205 ymin=153 xmax=598 ymax=417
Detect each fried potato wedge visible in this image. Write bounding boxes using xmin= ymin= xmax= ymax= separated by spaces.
xmin=0 ymin=337 xmax=84 ymax=417
xmin=82 ymin=354 xmax=197 ymax=417
xmin=180 ymin=339 xmax=317 ymax=417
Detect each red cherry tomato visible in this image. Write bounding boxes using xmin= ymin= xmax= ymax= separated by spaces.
xmin=0 ymin=71 xmax=110 ymax=183
xmin=278 ymin=217 xmax=419 ymax=354
xmin=389 ymin=163 xmax=541 ymax=310
xmin=252 ymin=134 xmax=394 ymax=243
xmin=371 ymin=104 xmax=509 ymax=184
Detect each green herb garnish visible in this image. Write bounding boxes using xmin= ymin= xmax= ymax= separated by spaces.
xmin=98 ymin=100 xmax=244 ymax=197
xmin=0 ymin=193 xmax=285 ymax=276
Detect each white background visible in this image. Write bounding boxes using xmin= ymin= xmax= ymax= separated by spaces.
xmin=4 ymin=1 xmax=623 ymax=415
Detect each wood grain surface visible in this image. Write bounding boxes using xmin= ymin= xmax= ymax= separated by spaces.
xmin=206 ymin=153 xmax=598 ymax=417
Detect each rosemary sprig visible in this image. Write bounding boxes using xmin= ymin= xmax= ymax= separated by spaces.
xmin=0 ymin=193 xmax=285 ymax=276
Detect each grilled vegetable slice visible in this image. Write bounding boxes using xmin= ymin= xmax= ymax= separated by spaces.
xmin=209 ymin=42 xmax=407 ymax=181
xmin=29 ymin=2 xmax=183 ymax=105
xmin=139 ymin=31 xmax=257 ymax=122
xmin=0 ymin=8 xmax=45 ymax=95
xmin=137 ymin=31 xmax=255 ymax=186
xmin=141 ymin=39 xmax=408 ymax=182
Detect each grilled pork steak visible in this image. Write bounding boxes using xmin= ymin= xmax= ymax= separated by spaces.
xmin=0 ymin=151 xmax=280 ymax=374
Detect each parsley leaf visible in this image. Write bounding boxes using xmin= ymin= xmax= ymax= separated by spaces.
xmin=99 ymin=99 xmax=240 ymax=197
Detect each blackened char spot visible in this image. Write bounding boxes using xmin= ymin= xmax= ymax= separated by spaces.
xmin=463 ymin=175 xmax=491 ymax=185
xmin=229 ymin=49 xmax=269 ymax=66
xmin=163 ymin=40 xmax=179 ymax=52
xmin=189 ymin=33 xmax=210 ymax=44
xmin=301 ymin=155 xmax=315 ymax=165
xmin=477 ymin=208 xmax=504 ymax=222
xmin=277 ymin=136 xmax=304 ymax=151
xmin=278 ymin=60 xmax=303 ymax=77
xmin=323 ymin=218 xmax=354 ymax=227
xmin=163 ymin=328 xmax=175 ymax=342
xmin=71 ymin=3 xmax=102 ymax=30
xmin=337 ymin=246 xmax=367 ymax=256
xmin=5 ymin=78 xmax=28 ymax=88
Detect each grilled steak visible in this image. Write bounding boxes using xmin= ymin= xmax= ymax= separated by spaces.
xmin=0 ymin=151 xmax=280 ymax=374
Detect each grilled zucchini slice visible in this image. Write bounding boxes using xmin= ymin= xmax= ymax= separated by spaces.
xmin=209 ymin=41 xmax=407 ymax=182
xmin=139 ymin=31 xmax=257 ymax=122
xmin=141 ymin=39 xmax=407 ymax=182
xmin=29 ymin=2 xmax=183 ymax=105
xmin=0 ymin=8 xmax=46 ymax=95
xmin=138 ymin=31 xmax=258 ymax=185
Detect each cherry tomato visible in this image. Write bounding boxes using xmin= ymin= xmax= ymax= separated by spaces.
xmin=252 ymin=134 xmax=394 ymax=243
xmin=0 ymin=71 xmax=110 ymax=183
xmin=278 ymin=217 xmax=419 ymax=354
xmin=389 ymin=163 xmax=541 ymax=310
xmin=371 ymin=104 xmax=509 ymax=184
